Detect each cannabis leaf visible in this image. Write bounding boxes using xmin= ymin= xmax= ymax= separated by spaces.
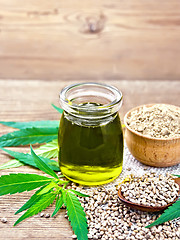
xmin=173 ymin=174 xmax=180 ymax=177
xmin=66 ymin=191 xmax=88 ymax=240
xmin=52 ymin=194 xmax=64 ymax=217
xmin=15 ymin=185 xmax=49 ymax=214
xmin=0 ymin=120 xmax=59 ymax=129
xmin=0 ymin=147 xmax=89 ymax=240
xmin=52 ymin=104 xmax=64 ymax=114
xmin=0 ymin=173 xmax=52 ymax=196
xmin=14 ymin=192 xmax=56 ymax=226
xmin=0 ymin=147 xmax=59 ymax=171
xmin=37 ymin=182 xmax=58 ymax=195
xmin=62 ymin=189 xmax=67 ymax=207
xmin=0 ymin=159 xmax=24 ymax=170
xmin=0 ymin=127 xmax=58 ymax=147
xmin=146 ymin=200 xmax=180 ymax=228
xmin=34 ymin=139 xmax=58 ymax=159
xmin=68 ymin=189 xmax=89 ymax=198
xmin=31 ymin=146 xmax=59 ymax=179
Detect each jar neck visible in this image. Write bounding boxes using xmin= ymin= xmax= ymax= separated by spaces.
xmin=63 ymin=111 xmax=119 ymax=127
xmin=60 ymin=82 xmax=123 ymax=125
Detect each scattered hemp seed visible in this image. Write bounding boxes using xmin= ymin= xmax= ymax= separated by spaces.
xmin=120 ymin=172 xmax=179 ymax=207
xmin=1 ymin=217 xmax=7 ymax=223
xmin=40 ymin=212 xmax=44 ymax=217
xmin=45 ymin=213 xmax=50 ymax=218
xmin=68 ymin=174 xmax=179 ymax=240
xmin=72 ymin=234 xmax=77 ymax=239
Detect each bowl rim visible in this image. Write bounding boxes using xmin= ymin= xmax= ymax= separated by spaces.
xmin=124 ymin=103 xmax=180 ymax=141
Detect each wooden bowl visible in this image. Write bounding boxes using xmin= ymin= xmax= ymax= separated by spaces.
xmin=124 ymin=104 xmax=180 ymax=167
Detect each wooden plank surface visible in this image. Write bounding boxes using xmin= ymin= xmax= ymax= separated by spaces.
xmin=0 ymin=79 xmax=179 ymax=239
xmin=0 ymin=0 xmax=180 ymax=80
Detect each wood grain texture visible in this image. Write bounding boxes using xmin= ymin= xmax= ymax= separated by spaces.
xmin=0 ymin=0 xmax=180 ymax=80
xmin=0 ymin=79 xmax=179 ymax=239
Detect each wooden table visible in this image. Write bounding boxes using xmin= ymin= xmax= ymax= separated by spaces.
xmin=0 ymin=79 xmax=179 ymax=239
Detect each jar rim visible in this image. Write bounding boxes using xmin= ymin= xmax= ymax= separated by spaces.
xmin=59 ymin=82 xmax=123 ymax=118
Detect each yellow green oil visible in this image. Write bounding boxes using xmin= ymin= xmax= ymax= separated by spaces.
xmin=58 ymin=107 xmax=123 ymax=185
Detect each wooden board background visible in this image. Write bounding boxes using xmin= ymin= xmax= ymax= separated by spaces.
xmin=0 ymin=79 xmax=180 ymax=239
xmin=0 ymin=0 xmax=180 ymax=80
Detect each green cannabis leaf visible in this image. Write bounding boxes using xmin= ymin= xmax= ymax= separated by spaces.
xmin=37 ymin=181 xmax=58 ymax=195
xmin=52 ymin=104 xmax=64 ymax=114
xmin=0 ymin=105 xmax=62 ymax=170
xmin=66 ymin=191 xmax=88 ymax=240
xmin=0 ymin=120 xmax=59 ymax=129
xmin=68 ymin=189 xmax=89 ymax=198
xmin=51 ymin=194 xmax=64 ymax=217
xmin=0 ymin=127 xmax=58 ymax=147
xmin=14 ymin=192 xmax=56 ymax=226
xmin=15 ymin=185 xmax=50 ymax=214
xmin=30 ymin=146 xmax=59 ymax=179
xmin=0 ymin=148 xmax=89 ymax=240
xmin=173 ymin=174 xmax=180 ymax=177
xmin=0 ymin=159 xmax=24 ymax=170
xmin=0 ymin=104 xmax=88 ymax=240
xmin=62 ymin=188 xmax=67 ymax=206
xmin=34 ymin=139 xmax=58 ymax=159
xmin=0 ymin=147 xmax=59 ymax=171
xmin=146 ymin=200 xmax=180 ymax=228
xmin=0 ymin=173 xmax=52 ymax=196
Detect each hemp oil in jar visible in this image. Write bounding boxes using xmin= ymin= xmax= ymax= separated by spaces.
xmin=58 ymin=83 xmax=123 ymax=185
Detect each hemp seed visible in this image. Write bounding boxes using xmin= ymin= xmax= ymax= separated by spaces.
xmin=120 ymin=173 xmax=179 ymax=207
xmin=72 ymin=234 xmax=77 ymax=239
xmin=70 ymin=173 xmax=179 ymax=240
xmin=1 ymin=217 xmax=7 ymax=223
xmin=40 ymin=212 xmax=44 ymax=217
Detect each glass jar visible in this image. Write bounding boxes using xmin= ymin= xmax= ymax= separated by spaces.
xmin=58 ymin=82 xmax=123 ymax=185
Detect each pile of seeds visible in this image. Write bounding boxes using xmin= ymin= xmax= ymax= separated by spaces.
xmin=68 ymin=172 xmax=180 ymax=240
xmin=120 ymin=173 xmax=179 ymax=207
xmin=126 ymin=104 xmax=180 ymax=138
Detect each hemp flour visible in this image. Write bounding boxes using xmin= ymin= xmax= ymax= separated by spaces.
xmin=126 ymin=104 xmax=180 ymax=139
